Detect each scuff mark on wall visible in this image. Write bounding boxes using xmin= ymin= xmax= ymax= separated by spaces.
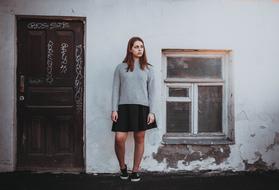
xmin=259 ymin=125 xmax=266 ymax=129
xmin=266 ymin=132 xmax=279 ymax=152
xmin=152 ymin=145 xmax=231 ymax=168
xmin=250 ymin=133 xmax=256 ymax=137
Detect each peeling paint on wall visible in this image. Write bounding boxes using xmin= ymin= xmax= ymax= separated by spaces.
xmin=266 ymin=132 xmax=279 ymax=152
xmin=242 ymin=151 xmax=276 ymax=171
xmin=152 ymin=145 xmax=231 ymax=169
xmin=243 ymin=156 xmax=276 ymax=171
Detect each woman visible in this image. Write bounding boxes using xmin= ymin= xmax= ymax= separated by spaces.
xmin=111 ymin=36 xmax=157 ymax=182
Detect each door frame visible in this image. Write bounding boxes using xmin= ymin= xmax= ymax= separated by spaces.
xmin=15 ymin=15 xmax=86 ymax=172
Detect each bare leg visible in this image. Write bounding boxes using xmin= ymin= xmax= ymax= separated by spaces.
xmin=114 ymin=132 xmax=128 ymax=169
xmin=132 ymin=131 xmax=145 ymax=172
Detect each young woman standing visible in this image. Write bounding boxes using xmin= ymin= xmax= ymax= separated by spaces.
xmin=111 ymin=36 xmax=157 ymax=182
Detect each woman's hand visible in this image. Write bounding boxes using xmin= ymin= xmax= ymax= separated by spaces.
xmin=147 ymin=113 xmax=155 ymax=125
xmin=111 ymin=111 xmax=118 ymax=122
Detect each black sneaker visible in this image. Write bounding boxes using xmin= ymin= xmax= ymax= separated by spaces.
xmin=130 ymin=172 xmax=141 ymax=182
xmin=120 ymin=164 xmax=129 ymax=180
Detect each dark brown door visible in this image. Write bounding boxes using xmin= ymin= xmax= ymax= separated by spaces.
xmin=17 ymin=17 xmax=84 ymax=171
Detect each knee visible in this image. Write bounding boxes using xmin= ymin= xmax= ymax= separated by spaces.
xmin=134 ymin=133 xmax=145 ymax=144
xmin=115 ymin=136 xmax=126 ymax=145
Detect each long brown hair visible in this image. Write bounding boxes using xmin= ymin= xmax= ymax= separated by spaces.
xmin=122 ymin=36 xmax=151 ymax=72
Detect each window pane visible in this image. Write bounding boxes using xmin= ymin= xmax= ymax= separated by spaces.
xmin=167 ymin=57 xmax=222 ymax=79
xmin=167 ymin=102 xmax=191 ymax=132
xmin=169 ymin=88 xmax=189 ymax=97
xmin=198 ymin=86 xmax=222 ymax=132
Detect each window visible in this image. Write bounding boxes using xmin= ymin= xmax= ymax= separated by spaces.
xmin=162 ymin=49 xmax=234 ymax=145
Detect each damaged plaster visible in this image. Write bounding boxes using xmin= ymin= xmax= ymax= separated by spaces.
xmin=0 ymin=0 xmax=279 ymax=173
xmin=153 ymin=145 xmax=231 ymax=169
xmin=243 ymin=152 xmax=276 ymax=171
xmin=266 ymin=132 xmax=279 ymax=152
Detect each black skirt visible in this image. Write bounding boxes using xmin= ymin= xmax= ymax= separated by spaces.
xmin=112 ymin=104 xmax=157 ymax=132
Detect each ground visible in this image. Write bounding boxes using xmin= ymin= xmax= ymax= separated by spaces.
xmin=0 ymin=170 xmax=278 ymax=190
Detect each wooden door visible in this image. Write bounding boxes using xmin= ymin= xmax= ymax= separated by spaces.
xmin=16 ymin=17 xmax=84 ymax=171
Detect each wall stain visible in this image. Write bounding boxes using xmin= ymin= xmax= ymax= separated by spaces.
xmin=152 ymin=145 xmax=231 ymax=169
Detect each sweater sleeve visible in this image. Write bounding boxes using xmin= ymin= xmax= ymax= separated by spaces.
xmin=111 ymin=64 xmax=120 ymax=112
xmin=147 ymin=66 xmax=156 ymax=115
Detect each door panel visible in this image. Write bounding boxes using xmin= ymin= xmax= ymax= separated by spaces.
xmin=17 ymin=17 xmax=84 ymax=171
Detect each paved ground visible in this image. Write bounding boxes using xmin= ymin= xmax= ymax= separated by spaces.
xmin=0 ymin=170 xmax=278 ymax=190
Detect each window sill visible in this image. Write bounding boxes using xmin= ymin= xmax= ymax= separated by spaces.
xmin=162 ymin=133 xmax=234 ymax=145
xmin=164 ymin=78 xmax=225 ymax=83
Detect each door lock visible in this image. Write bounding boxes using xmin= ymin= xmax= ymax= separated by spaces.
xmin=19 ymin=96 xmax=24 ymax=101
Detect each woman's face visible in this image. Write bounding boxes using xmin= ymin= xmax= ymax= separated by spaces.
xmin=130 ymin=40 xmax=144 ymax=58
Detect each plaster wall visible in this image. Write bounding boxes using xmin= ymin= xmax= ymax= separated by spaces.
xmin=0 ymin=0 xmax=278 ymax=173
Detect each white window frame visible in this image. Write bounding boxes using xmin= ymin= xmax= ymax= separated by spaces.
xmin=161 ymin=49 xmax=235 ymax=145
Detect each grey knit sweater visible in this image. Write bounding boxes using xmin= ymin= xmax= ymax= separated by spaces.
xmin=111 ymin=60 xmax=156 ymax=114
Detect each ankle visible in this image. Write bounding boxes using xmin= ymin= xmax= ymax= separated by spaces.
xmin=132 ymin=167 xmax=140 ymax=173
xmin=120 ymin=164 xmax=127 ymax=170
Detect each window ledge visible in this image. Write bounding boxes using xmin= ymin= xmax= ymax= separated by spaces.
xmin=162 ymin=133 xmax=234 ymax=145
xmin=164 ymin=78 xmax=224 ymax=83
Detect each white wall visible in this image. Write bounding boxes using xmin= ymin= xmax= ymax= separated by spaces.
xmin=0 ymin=0 xmax=279 ymax=173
